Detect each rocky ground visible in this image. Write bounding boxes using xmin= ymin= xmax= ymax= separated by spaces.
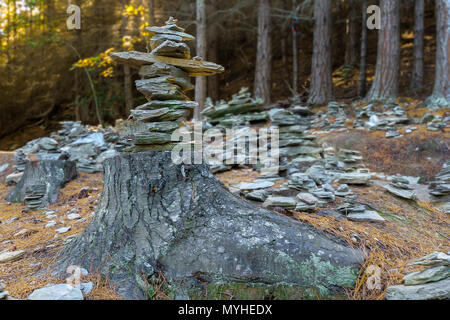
xmin=0 ymin=96 xmax=448 ymax=300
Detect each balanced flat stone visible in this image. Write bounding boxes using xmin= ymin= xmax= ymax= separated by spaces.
xmin=139 ymin=63 xmax=189 ymax=81
xmin=146 ymin=26 xmax=196 ymax=41
xmin=152 ymin=40 xmax=191 ymax=59
xmin=130 ymin=109 xmax=190 ymax=122
xmin=135 ymin=100 xmax=197 ymax=111
xmin=110 ymin=51 xmax=224 ymax=76
xmin=150 ymin=34 xmax=184 ymax=50
xmin=135 ymin=132 xmax=173 ymax=145
xmin=28 ymin=284 xmax=83 ymax=300
xmin=136 ymin=79 xmax=186 ymax=101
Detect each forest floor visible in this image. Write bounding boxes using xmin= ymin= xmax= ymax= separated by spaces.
xmin=0 ymin=101 xmax=448 ymax=300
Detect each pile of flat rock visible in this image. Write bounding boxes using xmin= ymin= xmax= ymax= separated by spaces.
xmin=383 ymin=174 xmax=417 ymax=200
xmin=202 ymin=87 xmax=267 ymax=127
xmin=337 ymin=202 xmax=385 ymax=223
xmin=268 ymin=105 xmax=320 ymax=171
xmin=226 ymin=144 xmax=382 ymax=223
xmin=110 ymin=17 xmax=223 ymax=151
xmin=420 ymin=113 xmax=448 ymax=131
xmin=353 ymin=102 xmax=412 ymax=138
xmin=386 ymin=251 xmax=450 ymax=300
xmin=429 ymin=161 xmax=450 ymax=213
xmin=5 ymin=121 xmax=120 ymax=184
xmin=311 ymin=101 xmax=347 ymax=131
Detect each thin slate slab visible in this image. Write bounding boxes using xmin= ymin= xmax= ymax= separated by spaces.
xmin=110 ymin=51 xmax=224 ymax=76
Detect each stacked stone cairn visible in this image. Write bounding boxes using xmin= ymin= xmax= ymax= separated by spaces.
xmin=383 ymin=174 xmax=417 ymax=200
xmin=311 ymin=101 xmax=347 ymax=131
xmin=202 ymin=87 xmax=267 ymax=127
xmin=268 ymin=106 xmax=320 ymax=172
xmin=110 ymin=17 xmax=223 ymax=151
xmin=429 ymin=160 xmax=450 ymax=213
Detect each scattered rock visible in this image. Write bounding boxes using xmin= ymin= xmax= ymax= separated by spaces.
xmin=56 ymin=227 xmax=71 ymax=234
xmin=0 ymin=250 xmax=25 ymax=263
xmin=347 ymin=211 xmax=385 ymax=223
xmin=263 ymin=196 xmax=297 ymax=209
xmin=27 ymin=284 xmax=84 ymax=300
xmin=67 ymin=213 xmax=81 ymax=220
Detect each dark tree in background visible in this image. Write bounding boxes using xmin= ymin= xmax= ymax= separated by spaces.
xmin=308 ymin=0 xmax=333 ymax=105
xmin=195 ymin=0 xmax=207 ymax=120
xmin=121 ymin=0 xmax=134 ymax=115
xmin=345 ymin=0 xmax=360 ymax=66
xmin=410 ymin=0 xmax=424 ymax=91
xmin=358 ymin=0 xmax=368 ymax=97
xmin=426 ymin=0 xmax=450 ymax=108
xmin=254 ymin=0 xmax=272 ymax=104
xmin=207 ymin=0 xmax=219 ymax=102
xmin=366 ymin=0 xmax=400 ymax=102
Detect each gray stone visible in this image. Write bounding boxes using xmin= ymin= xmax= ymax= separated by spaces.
xmin=384 ymin=184 xmax=416 ymax=200
xmin=263 ymin=196 xmax=297 ymax=209
xmin=28 ymin=284 xmax=84 ymax=300
xmin=403 ymin=266 xmax=450 ymax=285
xmin=237 ymin=180 xmax=274 ymax=191
xmin=56 ymin=227 xmax=71 ymax=234
xmin=38 ymin=137 xmax=58 ymax=151
xmin=296 ymin=192 xmax=319 ymax=205
xmin=385 ymin=278 xmax=450 ymax=300
xmin=80 ymin=282 xmax=94 ymax=295
xmin=0 ymin=163 xmax=8 ymax=173
xmin=67 ymin=214 xmax=81 ymax=220
xmin=152 ymin=40 xmax=191 ymax=59
xmin=347 ymin=211 xmax=385 ymax=223
xmin=0 ymin=250 xmax=25 ymax=263
xmin=337 ymin=172 xmax=371 ymax=185
xmin=245 ymin=189 xmax=269 ymax=202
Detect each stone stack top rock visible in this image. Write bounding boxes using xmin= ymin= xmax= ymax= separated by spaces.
xmin=146 ymin=17 xmax=196 ymax=41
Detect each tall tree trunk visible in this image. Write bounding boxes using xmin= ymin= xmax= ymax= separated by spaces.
xmin=148 ymin=0 xmax=155 ymax=25
xmin=426 ymin=0 xmax=450 ymax=108
xmin=121 ymin=0 xmax=134 ymax=116
xmin=207 ymin=0 xmax=219 ymax=102
xmin=195 ymin=0 xmax=207 ymax=120
xmin=358 ymin=0 xmax=368 ymax=97
xmin=292 ymin=0 xmax=298 ymax=95
xmin=345 ymin=0 xmax=359 ymax=66
xmin=366 ymin=0 xmax=400 ymax=102
xmin=254 ymin=0 xmax=272 ymax=104
xmin=410 ymin=0 xmax=424 ymax=91
xmin=307 ymin=0 xmax=333 ymax=105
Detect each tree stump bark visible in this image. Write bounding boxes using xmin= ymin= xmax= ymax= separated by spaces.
xmin=6 ymin=160 xmax=77 ymax=209
xmin=52 ymin=152 xmax=364 ymax=299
